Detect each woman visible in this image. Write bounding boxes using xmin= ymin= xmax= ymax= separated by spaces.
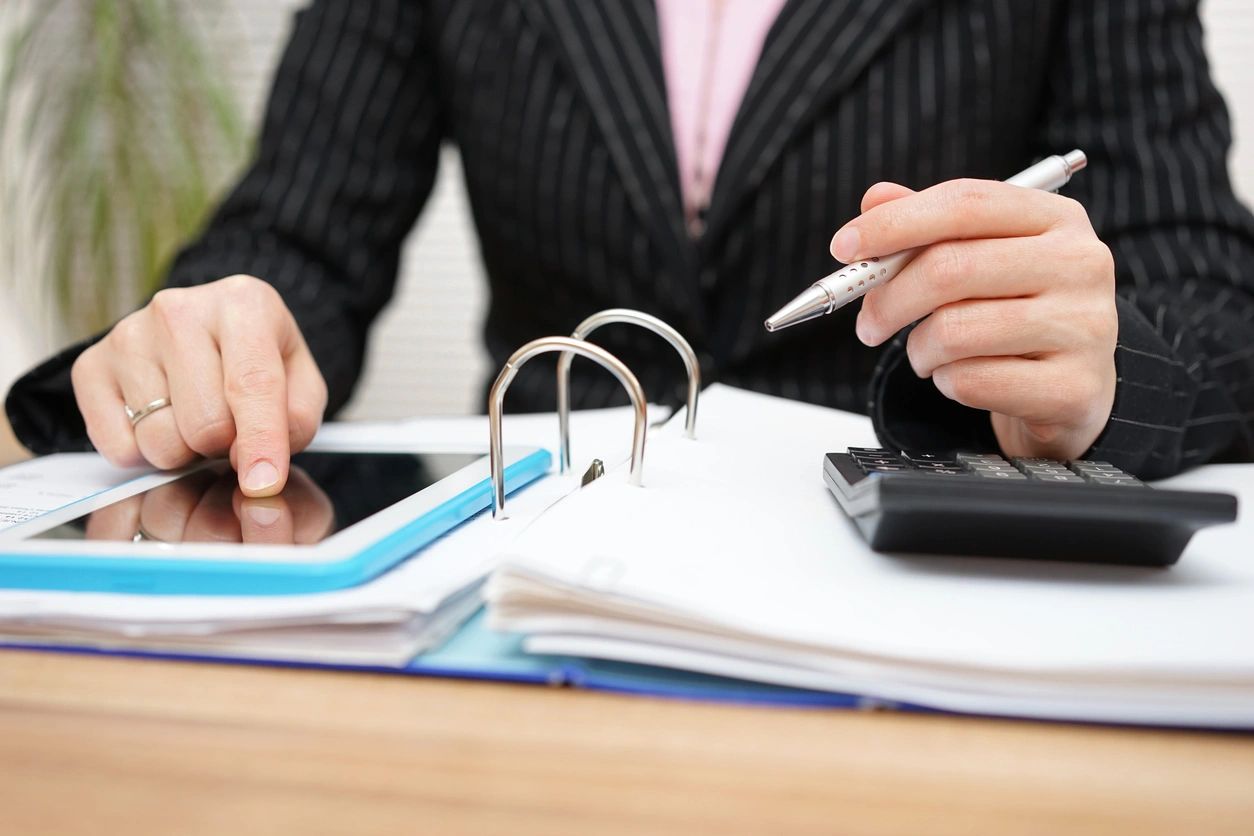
xmin=7 ymin=0 xmax=1253 ymax=496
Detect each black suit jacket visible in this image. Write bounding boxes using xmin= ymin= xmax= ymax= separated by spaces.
xmin=8 ymin=0 xmax=1254 ymax=478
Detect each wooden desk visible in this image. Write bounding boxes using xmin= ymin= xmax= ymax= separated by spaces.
xmin=0 ymin=650 xmax=1250 ymax=835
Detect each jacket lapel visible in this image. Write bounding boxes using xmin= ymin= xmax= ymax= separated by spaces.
xmin=702 ymin=0 xmax=929 ymax=244
xmin=524 ymin=0 xmax=690 ymax=270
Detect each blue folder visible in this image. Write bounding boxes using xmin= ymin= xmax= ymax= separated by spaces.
xmin=0 ymin=608 xmax=891 ymax=710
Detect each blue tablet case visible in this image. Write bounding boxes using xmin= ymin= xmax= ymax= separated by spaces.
xmin=0 ymin=450 xmax=552 ymax=596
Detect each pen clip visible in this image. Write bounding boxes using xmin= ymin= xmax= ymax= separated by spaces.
xmin=556 ymin=308 xmax=700 ymax=474
xmin=489 ymin=336 xmax=647 ymax=519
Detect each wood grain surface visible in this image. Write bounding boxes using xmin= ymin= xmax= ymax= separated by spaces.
xmin=0 ymin=650 xmax=1250 ymax=835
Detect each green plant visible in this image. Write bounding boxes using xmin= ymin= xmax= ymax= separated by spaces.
xmin=0 ymin=0 xmax=247 ymax=337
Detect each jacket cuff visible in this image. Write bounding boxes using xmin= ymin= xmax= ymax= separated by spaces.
xmin=4 ymin=334 xmax=103 ymax=455
xmin=1083 ymin=295 xmax=1195 ymax=479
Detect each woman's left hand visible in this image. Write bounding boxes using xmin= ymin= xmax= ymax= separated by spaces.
xmin=830 ymin=178 xmax=1119 ymax=461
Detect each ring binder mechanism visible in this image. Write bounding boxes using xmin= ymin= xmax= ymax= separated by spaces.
xmin=556 ymin=309 xmax=701 ymax=474
xmin=488 ymin=336 xmax=647 ymax=519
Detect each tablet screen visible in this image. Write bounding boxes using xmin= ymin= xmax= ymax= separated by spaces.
xmin=34 ymin=452 xmax=484 ymax=546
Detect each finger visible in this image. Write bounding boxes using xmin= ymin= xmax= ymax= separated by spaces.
xmin=283 ymin=337 xmax=328 ymax=455
xmin=279 ymin=467 xmax=336 ymax=545
xmin=149 ymin=291 xmax=236 ymax=459
xmin=84 ymin=495 xmax=142 ymax=541
xmin=856 ymin=236 xmax=1056 ymax=346
xmin=859 ymin=181 xmax=916 ymax=214
xmin=218 ymin=286 xmax=293 ymax=498
xmin=233 ymin=493 xmax=295 ymax=545
xmin=182 ymin=474 xmax=244 ymax=543
xmin=904 ymin=298 xmax=1070 ymax=378
xmin=831 ymin=178 xmax=1082 ymax=262
xmin=931 ymin=356 xmax=1103 ymax=426
xmin=71 ymin=347 xmax=142 ymax=468
xmin=118 ymin=365 xmax=197 ymax=472
xmin=138 ymin=471 xmax=216 ymax=543
xmin=106 ymin=319 xmax=197 ymax=471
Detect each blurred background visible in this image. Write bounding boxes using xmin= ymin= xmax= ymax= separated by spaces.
xmin=2 ymin=0 xmax=1253 ymax=429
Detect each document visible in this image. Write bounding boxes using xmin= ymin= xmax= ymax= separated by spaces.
xmin=0 ymin=454 xmax=146 ymax=531
xmin=487 ymin=385 xmax=1254 ymax=728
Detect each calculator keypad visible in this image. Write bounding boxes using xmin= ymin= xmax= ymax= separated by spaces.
xmin=847 ymin=448 xmax=1144 ymax=486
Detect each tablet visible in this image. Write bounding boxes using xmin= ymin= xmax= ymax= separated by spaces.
xmin=0 ymin=445 xmax=551 ymax=595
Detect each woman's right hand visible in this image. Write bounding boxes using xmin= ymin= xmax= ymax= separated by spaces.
xmin=71 ymin=275 xmax=328 ymax=497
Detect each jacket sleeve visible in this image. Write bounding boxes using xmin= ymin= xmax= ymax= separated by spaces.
xmin=5 ymin=0 xmax=443 ymax=454
xmin=871 ymin=0 xmax=1254 ymax=478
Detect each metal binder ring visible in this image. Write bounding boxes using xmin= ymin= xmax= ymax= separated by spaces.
xmin=489 ymin=336 xmax=647 ymax=519
xmin=556 ymin=309 xmax=700 ymax=473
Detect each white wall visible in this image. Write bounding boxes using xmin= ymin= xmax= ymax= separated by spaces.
xmin=4 ymin=0 xmax=1254 ymax=421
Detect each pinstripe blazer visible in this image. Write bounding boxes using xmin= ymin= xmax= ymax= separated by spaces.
xmin=7 ymin=0 xmax=1254 ymax=478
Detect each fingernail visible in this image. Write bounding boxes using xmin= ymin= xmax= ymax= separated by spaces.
xmin=855 ymin=312 xmax=883 ymax=346
xmin=246 ymin=505 xmax=281 ymax=527
xmin=855 ymin=314 xmax=875 ymax=345
xmin=243 ymin=461 xmax=279 ymax=493
xmin=830 ymin=226 xmax=861 ymax=263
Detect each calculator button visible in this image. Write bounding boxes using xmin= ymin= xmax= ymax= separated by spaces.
xmin=862 ymin=464 xmax=909 ymax=473
xmin=1081 ymin=471 xmax=1137 ymax=481
xmin=1029 ymin=472 xmax=1085 ymax=484
xmin=849 ymin=447 xmax=895 ymax=456
xmin=911 ymin=461 xmax=961 ymax=470
xmin=972 ymin=470 xmax=1028 ymax=480
xmin=1011 ymin=457 xmax=1058 ymax=466
xmin=956 ymin=452 xmax=1008 ymax=464
xmin=857 ymin=458 xmax=903 ymax=467
xmin=965 ymin=463 xmax=1020 ymax=473
xmin=1088 ymin=476 xmax=1145 ymax=487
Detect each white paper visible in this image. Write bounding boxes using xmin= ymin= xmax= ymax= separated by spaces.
xmin=0 ymin=454 xmax=148 ymax=531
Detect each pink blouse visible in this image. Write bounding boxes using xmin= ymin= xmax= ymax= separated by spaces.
xmin=656 ymin=0 xmax=788 ymax=233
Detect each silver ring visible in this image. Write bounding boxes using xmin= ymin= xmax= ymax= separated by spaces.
xmin=125 ymin=397 xmax=172 ymax=427
xmin=131 ymin=524 xmax=165 ymax=543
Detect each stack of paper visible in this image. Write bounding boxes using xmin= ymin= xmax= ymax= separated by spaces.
xmin=486 ymin=385 xmax=1254 ymax=727
xmin=0 ymin=404 xmax=664 ymax=666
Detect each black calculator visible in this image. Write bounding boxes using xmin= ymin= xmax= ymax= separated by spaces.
xmin=823 ymin=448 xmax=1238 ymax=567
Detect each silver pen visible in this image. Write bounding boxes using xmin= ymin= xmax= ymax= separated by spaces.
xmin=764 ymin=149 xmax=1089 ymax=332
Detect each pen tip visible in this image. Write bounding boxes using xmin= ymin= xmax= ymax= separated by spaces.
xmin=764 ymin=285 xmax=831 ymax=333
